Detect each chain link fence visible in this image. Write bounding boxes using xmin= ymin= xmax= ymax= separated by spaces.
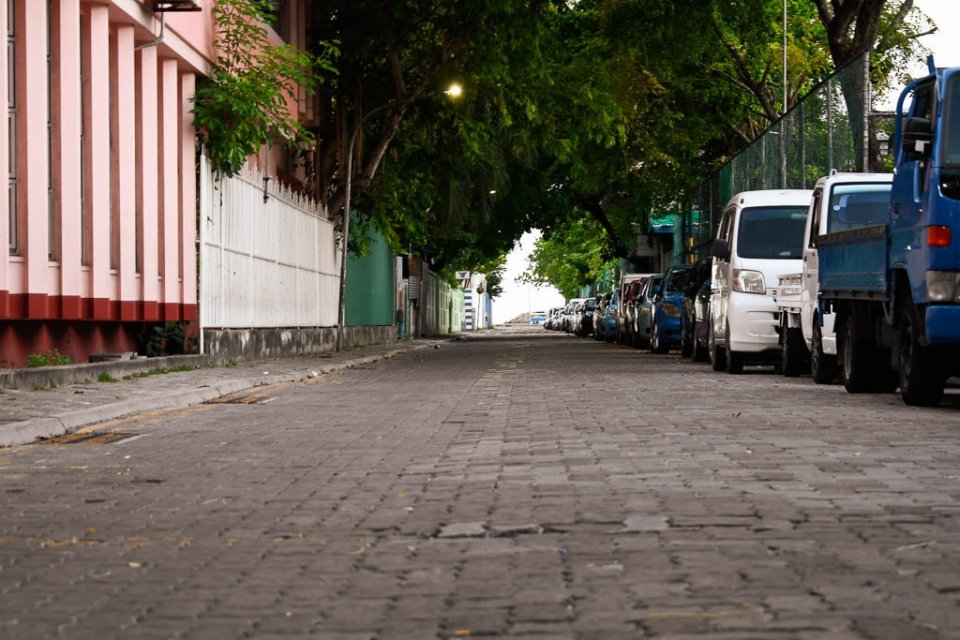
xmin=675 ymin=51 xmax=872 ymax=265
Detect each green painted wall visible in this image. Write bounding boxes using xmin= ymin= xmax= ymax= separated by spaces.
xmin=345 ymin=226 xmax=395 ymax=327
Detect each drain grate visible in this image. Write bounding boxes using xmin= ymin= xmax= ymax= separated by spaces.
xmin=45 ymin=431 xmax=141 ymax=445
xmin=207 ymin=393 xmax=276 ymax=405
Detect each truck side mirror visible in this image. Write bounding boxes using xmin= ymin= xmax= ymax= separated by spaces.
xmin=713 ymin=239 xmax=730 ymax=260
xmin=903 ymin=116 xmax=933 ymax=155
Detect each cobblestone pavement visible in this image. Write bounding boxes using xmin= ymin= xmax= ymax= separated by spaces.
xmin=2 ymin=326 xmax=960 ymax=639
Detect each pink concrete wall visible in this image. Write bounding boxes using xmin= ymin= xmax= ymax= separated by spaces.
xmin=0 ymin=0 xmax=309 ymax=365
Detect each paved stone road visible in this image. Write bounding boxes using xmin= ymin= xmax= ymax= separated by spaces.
xmin=2 ymin=327 xmax=960 ymax=639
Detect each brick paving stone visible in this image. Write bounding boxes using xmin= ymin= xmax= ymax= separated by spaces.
xmin=2 ymin=327 xmax=960 ymax=638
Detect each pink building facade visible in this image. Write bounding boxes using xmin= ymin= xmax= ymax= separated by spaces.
xmin=0 ymin=0 xmax=312 ymax=367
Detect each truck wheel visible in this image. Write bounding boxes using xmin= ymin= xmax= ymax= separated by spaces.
xmin=841 ymin=315 xmax=875 ymax=393
xmin=725 ymin=325 xmax=744 ymax=375
xmin=709 ymin=323 xmax=726 ymax=371
xmin=811 ymin=321 xmax=836 ymax=384
xmin=899 ymin=303 xmax=945 ymax=406
xmin=781 ymin=326 xmax=806 ymax=377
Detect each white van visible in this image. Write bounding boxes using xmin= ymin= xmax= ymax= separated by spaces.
xmin=708 ymin=189 xmax=813 ymax=374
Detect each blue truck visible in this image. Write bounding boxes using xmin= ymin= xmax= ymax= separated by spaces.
xmin=818 ymin=59 xmax=960 ymax=406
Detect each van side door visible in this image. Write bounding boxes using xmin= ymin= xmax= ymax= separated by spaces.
xmin=801 ymin=187 xmax=824 ymax=343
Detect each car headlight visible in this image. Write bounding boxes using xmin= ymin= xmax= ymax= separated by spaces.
xmin=662 ymin=302 xmax=681 ymax=317
xmin=926 ymin=271 xmax=960 ymax=302
xmin=732 ymin=269 xmax=766 ymax=294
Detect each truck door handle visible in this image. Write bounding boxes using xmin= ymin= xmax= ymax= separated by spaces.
xmin=892 ymin=202 xmax=900 ymax=214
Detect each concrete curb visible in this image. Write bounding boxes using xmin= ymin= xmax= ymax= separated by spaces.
xmin=0 ymin=342 xmax=442 ymax=448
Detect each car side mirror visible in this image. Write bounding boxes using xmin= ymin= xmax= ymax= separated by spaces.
xmin=713 ymin=239 xmax=730 ymax=260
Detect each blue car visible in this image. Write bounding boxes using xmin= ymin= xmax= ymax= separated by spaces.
xmin=650 ymin=265 xmax=694 ymax=354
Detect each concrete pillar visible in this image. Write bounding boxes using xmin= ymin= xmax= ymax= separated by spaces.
xmin=52 ymin=0 xmax=81 ymax=319
xmin=0 ymin=0 xmax=9 ymax=316
xmin=23 ymin=0 xmax=50 ymax=317
xmin=82 ymin=5 xmax=110 ymax=319
xmin=179 ymin=71 xmax=196 ymax=319
xmin=136 ymin=45 xmax=159 ymax=320
xmin=159 ymin=57 xmax=180 ymax=319
xmin=111 ymin=25 xmax=136 ymax=319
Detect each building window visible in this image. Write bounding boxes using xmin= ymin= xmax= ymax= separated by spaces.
xmin=7 ymin=0 xmax=16 ymax=255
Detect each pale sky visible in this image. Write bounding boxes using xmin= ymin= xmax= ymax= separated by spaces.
xmin=491 ymin=1 xmax=958 ymax=324
xmin=491 ymin=230 xmax=565 ymax=325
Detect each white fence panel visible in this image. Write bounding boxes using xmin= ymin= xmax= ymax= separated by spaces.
xmin=200 ymin=156 xmax=340 ymax=329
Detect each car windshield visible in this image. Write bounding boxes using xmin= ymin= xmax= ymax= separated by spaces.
xmin=736 ymin=206 xmax=808 ymax=259
xmin=666 ymin=269 xmax=692 ymax=292
xmin=945 ymin=74 xmax=960 ymax=166
xmin=828 ymin=183 xmax=891 ymax=232
xmin=646 ymin=277 xmax=663 ymax=299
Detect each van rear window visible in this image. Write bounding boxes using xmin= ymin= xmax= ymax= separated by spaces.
xmin=736 ymin=206 xmax=807 ymax=259
xmin=945 ymin=74 xmax=960 ymax=166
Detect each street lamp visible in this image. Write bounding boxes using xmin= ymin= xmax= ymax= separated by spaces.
xmin=335 ymin=83 xmax=464 ymax=351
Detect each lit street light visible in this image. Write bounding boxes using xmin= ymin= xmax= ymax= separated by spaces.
xmin=336 ymin=83 xmax=464 ymax=352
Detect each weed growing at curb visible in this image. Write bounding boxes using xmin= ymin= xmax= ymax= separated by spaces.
xmin=26 ymin=349 xmax=72 ymax=368
xmin=97 ymin=373 xmax=118 ymax=383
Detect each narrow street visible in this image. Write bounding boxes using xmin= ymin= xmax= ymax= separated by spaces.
xmin=2 ymin=327 xmax=960 ymax=639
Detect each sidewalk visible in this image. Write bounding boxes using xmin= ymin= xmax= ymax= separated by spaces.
xmin=0 ymin=339 xmax=446 ymax=448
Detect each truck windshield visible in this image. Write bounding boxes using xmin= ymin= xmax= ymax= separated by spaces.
xmin=828 ymin=183 xmax=892 ymax=232
xmin=945 ymin=74 xmax=960 ymax=166
xmin=736 ymin=206 xmax=807 ymax=259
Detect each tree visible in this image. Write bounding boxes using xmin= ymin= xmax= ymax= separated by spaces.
xmin=811 ymin=0 xmax=932 ymax=168
xmin=192 ymin=0 xmax=337 ymax=177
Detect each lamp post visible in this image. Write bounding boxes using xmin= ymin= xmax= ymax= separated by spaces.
xmin=335 ymin=83 xmax=463 ymax=351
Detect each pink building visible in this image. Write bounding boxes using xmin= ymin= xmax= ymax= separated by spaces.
xmin=0 ymin=0 xmax=312 ymax=367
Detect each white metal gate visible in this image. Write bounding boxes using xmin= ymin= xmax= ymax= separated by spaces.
xmin=199 ymin=155 xmax=340 ymax=329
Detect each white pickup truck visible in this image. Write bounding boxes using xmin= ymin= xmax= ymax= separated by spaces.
xmin=774 ymin=172 xmax=893 ymax=382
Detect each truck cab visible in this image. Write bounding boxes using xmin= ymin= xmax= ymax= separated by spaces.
xmin=776 ymin=173 xmax=892 ymax=382
xmin=818 ymin=61 xmax=960 ymax=405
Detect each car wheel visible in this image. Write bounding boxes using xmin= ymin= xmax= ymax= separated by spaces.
xmin=899 ymin=302 xmax=944 ymax=406
xmin=692 ymin=323 xmax=708 ymax=362
xmin=781 ymin=326 xmax=806 ymax=377
xmin=725 ymin=325 xmax=743 ymax=375
xmin=680 ymin=322 xmax=693 ymax=358
xmin=709 ymin=322 xmax=726 ymax=371
xmin=811 ymin=320 xmax=836 ymax=384
xmin=651 ymin=321 xmax=669 ymax=354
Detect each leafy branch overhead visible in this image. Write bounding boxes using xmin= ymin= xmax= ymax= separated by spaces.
xmin=192 ymin=0 xmax=339 ymax=177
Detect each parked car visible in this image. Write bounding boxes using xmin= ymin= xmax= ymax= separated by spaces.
xmin=563 ymin=299 xmax=586 ymax=333
xmin=680 ymin=260 xmax=711 ymax=358
xmin=619 ymin=278 xmax=644 ymax=345
xmin=708 ymin=189 xmax=813 ymax=374
xmin=689 ymin=276 xmax=712 ymax=362
xmin=574 ymin=298 xmax=597 ymax=336
xmin=634 ymin=274 xmax=663 ymax=348
xmin=594 ymin=290 xmax=619 ymax=342
xmin=650 ymin=264 xmax=694 ymax=354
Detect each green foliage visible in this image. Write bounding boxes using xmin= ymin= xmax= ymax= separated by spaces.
xmin=145 ymin=323 xmax=186 ymax=358
xmin=130 ymin=365 xmax=193 ymax=380
xmin=524 ymin=217 xmax=616 ymax=300
xmin=26 ymin=349 xmax=72 ymax=368
xmin=192 ymin=0 xmax=339 ymax=177
xmin=97 ymin=372 xmax=118 ymax=383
